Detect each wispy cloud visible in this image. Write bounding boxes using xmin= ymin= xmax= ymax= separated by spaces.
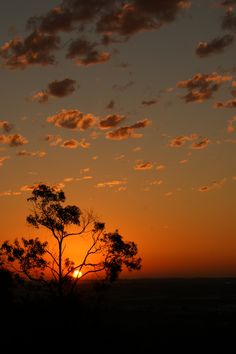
xmin=106 ymin=119 xmax=151 ymax=141
xmin=198 ymin=178 xmax=227 ymax=192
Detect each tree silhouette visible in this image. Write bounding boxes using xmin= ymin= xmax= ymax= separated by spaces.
xmin=0 ymin=184 xmax=141 ymax=297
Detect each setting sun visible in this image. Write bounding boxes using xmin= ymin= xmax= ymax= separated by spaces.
xmin=72 ymin=270 xmax=82 ymax=279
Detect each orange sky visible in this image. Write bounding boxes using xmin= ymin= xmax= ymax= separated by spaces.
xmin=0 ymin=0 xmax=236 ymax=277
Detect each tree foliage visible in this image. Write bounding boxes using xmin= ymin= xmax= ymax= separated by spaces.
xmin=0 ymin=184 xmax=141 ymax=297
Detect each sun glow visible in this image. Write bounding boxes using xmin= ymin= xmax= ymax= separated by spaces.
xmin=72 ymin=269 xmax=82 ymax=279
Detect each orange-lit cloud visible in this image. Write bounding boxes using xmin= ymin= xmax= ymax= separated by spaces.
xmin=0 ymin=156 xmax=10 ymax=166
xmin=45 ymin=134 xmax=62 ymax=146
xmin=0 ymin=31 xmax=59 ymax=69
xmin=196 ymin=35 xmax=234 ymax=58
xmin=198 ymin=178 xmax=227 ymax=192
xmin=96 ymin=180 xmax=127 ymax=188
xmin=191 ymin=138 xmax=210 ymax=150
xmin=227 ymin=116 xmax=236 ymax=132
xmin=134 ymin=161 xmax=154 ymax=170
xmin=99 ymin=114 xmax=126 ymax=129
xmin=214 ymin=98 xmax=236 ymax=108
xmin=47 ymin=109 xmax=97 ymax=130
xmin=30 ymin=78 xmax=77 ymax=103
xmin=61 ymin=138 xmax=90 ymax=149
xmin=106 ymin=119 xmax=151 ymax=141
xmin=169 ymin=134 xmax=198 ymax=147
xmin=16 ymin=150 xmax=46 ymax=157
xmin=156 ymin=164 xmax=166 ymax=171
xmin=0 ymin=134 xmax=28 ymax=147
xmin=177 ymin=72 xmax=232 ymax=103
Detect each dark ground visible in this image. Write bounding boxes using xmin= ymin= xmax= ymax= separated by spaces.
xmin=1 ymin=278 xmax=236 ymax=353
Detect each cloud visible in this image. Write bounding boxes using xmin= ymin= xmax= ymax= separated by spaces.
xmin=45 ymin=134 xmax=62 ymax=146
xmin=222 ymin=10 xmax=236 ymax=32
xmin=96 ymin=179 xmax=127 ymax=188
xmin=141 ymin=99 xmax=158 ymax=106
xmin=99 ymin=114 xmax=126 ymax=129
xmin=134 ymin=161 xmax=154 ymax=170
xmin=191 ymin=138 xmax=210 ymax=150
xmin=106 ymin=119 xmax=151 ymax=141
xmin=0 ymin=134 xmax=28 ymax=147
xmin=61 ymin=138 xmax=90 ymax=149
xmin=198 ymin=178 xmax=227 ymax=192
xmin=0 ymin=156 xmax=10 ymax=166
xmin=112 ymin=81 xmax=134 ymax=91
xmin=106 ymin=100 xmax=115 ymax=109
xmin=61 ymin=139 xmax=79 ymax=149
xmin=156 ymin=164 xmax=166 ymax=171
xmin=214 ymin=98 xmax=236 ymax=108
xmin=30 ymin=78 xmax=77 ymax=103
xmin=97 ymin=0 xmax=191 ymax=37
xmin=196 ymin=34 xmax=234 ymax=58
xmin=177 ymin=72 xmax=232 ymax=103
xmin=179 ymin=159 xmax=188 ymax=164
xmin=169 ymin=134 xmax=198 ymax=147
xmin=47 ymin=109 xmax=97 ymax=130
xmin=150 ymin=179 xmax=163 ymax=185
xmin=66 ymin=38 xmax=110 ymax=66
xmin=227 ymin=116 xmax=236 ymax=132
xmin=0 ymin=31 xmax=59 ymax=69
xmin=0 ymin=120 xmax=13 ymax=132
xmin=16 ymin=150 xmax=46 ymax=157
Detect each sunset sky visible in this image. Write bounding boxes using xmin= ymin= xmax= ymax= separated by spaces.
xmin=0 ymin=0 xmax=236 ymax=277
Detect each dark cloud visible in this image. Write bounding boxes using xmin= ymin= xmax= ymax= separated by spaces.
xmin=141 ymin=99 xmax=158 ymax=106
xmin=196 ymin=34 xmax=234 ymax=58
xmin=112 ymin=81 xmax=134 ymax=91
xmin=97 ymin=0 xmax=191 ymax=37
xmin=222 ymin=10 xmax=236 ymax=32
xmin=66 ymin=38 xmax=110 ymax=66
xmin=31 ymin=78 xmax=76 ymax=103
xmin=198 ymin=178 xmax=227 ymax=192
xmin=177 ymin=72 xmax=232 ymax=103
xmin=99 ymin=114 xmax=126 ymax=129
xmin=0 ymin=31 xmax=59 ymax=69
xmin=0 ymin=120 xmax=13 ymax=132
xmin=47 ymin=109 xmax=97 ymax=130
xmin=106 ymin=118 xmax=151 ymax=141
xmin=106 ymin=100 xmax=115 ymax=109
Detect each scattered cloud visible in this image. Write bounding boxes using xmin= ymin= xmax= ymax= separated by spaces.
xmin=106 ymin=100 xmax=115 ymax=110
xmin=61 ymin=139 xmax=79 ymax=149
xmin=169 ymin=134 xmax=198 ymax=147
xmin=66 ymin=38 xmax=110 ymax=66
xmin=96 ymin=179 xmax=127 ymax=188
xmin=47 ymin=109 xmax=97 ymax=130
xmin=141 ymin=99 xmax=158 ymax=106
xmin=16 ymin=150 xmax=46 ymax=157
xmin=198 ymin=178 xmax=227 ymax=192
xmin=196 ymin=35 xmax=234 ymax=58
xmin=156 ymin=164 xmax=166 ymax=171
xmin=106 ymin=119 xmax=151 ymax=141
xmin=0 ymin=134 xmax=28 ymax=147
xmin=30 ymin=78 xmax=77 ymax=103
xmin=134 ymin=161 xmax=154 ymax=170
xmin=0 ymin=120 xmax=13 ymax=132
xmin=227 ymin=116 xmax=236 ymax=132
xmin=177 ymin=72 xmax=232 ymax=103
xmin=99 ymin=114 xmax=126 ymax=129
xmin=179 ymin=159 xmax=188 ymax=164
xmin=214 ymin=98 xmax=236 ymax=108
xmin=45 ymin=134 xmax=62 ymax=146
xmin=191 ymin=138 xmax=210 ymax=150
xmin=0 ymin=31 xmax=59 ymax=69
xmin=112 ymin=81 xmax=134 ymax=91
xmin=0 ymin=156 xmax=10 ymax=166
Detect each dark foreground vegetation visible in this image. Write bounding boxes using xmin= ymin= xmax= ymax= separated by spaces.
xmin=1 ymin=277 xmax=236 ymax=354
